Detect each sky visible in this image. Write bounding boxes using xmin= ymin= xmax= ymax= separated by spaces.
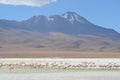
xmin=0 ymin=0 xmax=120 ymax=33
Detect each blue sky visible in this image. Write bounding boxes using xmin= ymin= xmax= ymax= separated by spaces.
xmin=0 ymin=0 xmax=120 ymax=32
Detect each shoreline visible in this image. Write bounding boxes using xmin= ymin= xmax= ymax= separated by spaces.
xmin=0 ymin=58 xmax=120 ymax=73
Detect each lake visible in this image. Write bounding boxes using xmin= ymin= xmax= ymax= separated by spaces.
xmin=0 ymin=71 xmax=120 ymax=80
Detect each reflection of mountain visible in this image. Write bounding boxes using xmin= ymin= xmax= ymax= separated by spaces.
xmin=0 ymin=12 xmax=120 ymax=52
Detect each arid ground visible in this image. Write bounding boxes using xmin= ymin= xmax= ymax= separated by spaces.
xmin=0 ymin=49 xmax=120 ymax=58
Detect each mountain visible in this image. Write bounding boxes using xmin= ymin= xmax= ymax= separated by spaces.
xmin=1 ymin=12 xmax=120 ymax=39
xmin=0 ymin=11 xmax=120 ymax=56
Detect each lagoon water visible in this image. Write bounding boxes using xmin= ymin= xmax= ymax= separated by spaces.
xmin=0 ymin=71 xmax=120 ymax=80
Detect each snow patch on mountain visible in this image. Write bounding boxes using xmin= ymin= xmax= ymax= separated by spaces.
xmin=62 ymin=12 xmax=89 ymax=24
xmin=47 ymin=16 xmax=54 ymax=21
